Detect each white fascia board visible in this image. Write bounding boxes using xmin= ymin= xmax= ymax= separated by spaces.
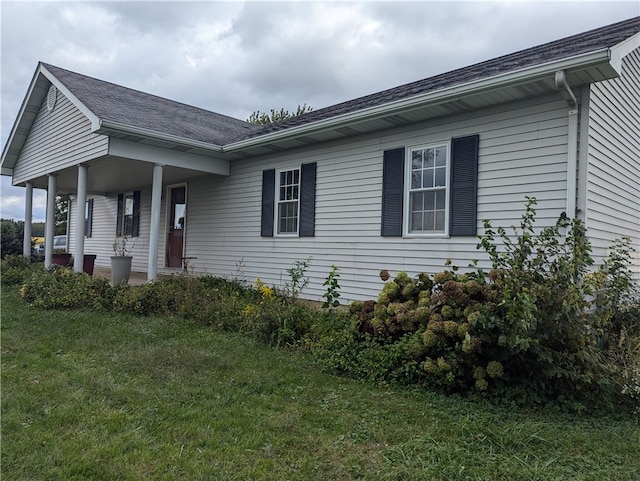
xmin=224 ymin=49 xmax=612 ymax=152
xmin=610 ymin=32 xmax=640 ymax=74
xmin=1 ymin=65 xmax=48 ymax=169
xmin=40 ymin=65 xmax=102 ymax=129
xmin=97 ymin=119 xmax=225 ymax=155
xmin=108 ymin=138 xmax=230 ymax=176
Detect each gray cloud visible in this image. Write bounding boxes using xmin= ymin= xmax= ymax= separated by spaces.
xmin=1 ymin=1 xmax=638 ymax=221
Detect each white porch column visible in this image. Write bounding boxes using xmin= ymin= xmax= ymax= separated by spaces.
xmin=23 ymin=182 xmax=33 ymax=257
xmin=73 ymin=164 xmax=88 ymax=273
xmin=148 ymin=163 xmax=164 ymax=281
xmin=44 ymin=174 xmax=57 ymax=268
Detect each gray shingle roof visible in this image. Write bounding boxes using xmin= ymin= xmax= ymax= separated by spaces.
xmin=42 ymin=63 xmax=261 ymax=145
xmin=44 ymin=16 xmax=638 ymax=146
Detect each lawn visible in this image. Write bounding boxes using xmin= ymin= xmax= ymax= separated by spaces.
xmin=2 ymin=288 xmax=639 ymax=480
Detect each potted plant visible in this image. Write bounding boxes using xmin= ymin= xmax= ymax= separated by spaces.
xmin=110 ymin=235 xmax=133 ymax=284
xmin=83 ymin=254 xmax=97 ymax=275
xmin=51 ymin=248 xmax=72 ymax=266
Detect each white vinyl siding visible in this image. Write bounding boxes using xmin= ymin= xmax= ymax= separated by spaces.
xmin=585 ymin=47 xmax=640 ymax=279
xmin=179 ymin=93 xmax=571 ymax=302
xmin=65 ymin=92 xmax=579 ymax=301
xmin=12 ymin=91 xmax=108 ymax=185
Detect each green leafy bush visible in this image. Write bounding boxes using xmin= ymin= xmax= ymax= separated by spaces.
xmin=16 ymin=263 xmax=317 ymax=348
xmin=473 ymin=198 xmax=607 ymax=403
xmin=588 ymin=237 xmax=640 ymax=414
xmin=1 ymin=255 xmax=43 ymax=286
xmin=311 ymin=198 xmax=637 ymax=411
xmin=322 ymin=264 xmax=341 ymax=310
xmin=19 ymin=266 xmax=112 ymax=310
xmin=242 ymin=278 xmax=316 ymax=347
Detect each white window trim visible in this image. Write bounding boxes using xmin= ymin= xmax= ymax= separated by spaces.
xmin=274 ymin=166 xmax=301 ymax=237
xmin=121 ymin=192 xmax=135 ymax=237
xmin=84 ymin=198 xmax=92 ymax=238
xmin=403 ymin=141 xmax=451 ymax=238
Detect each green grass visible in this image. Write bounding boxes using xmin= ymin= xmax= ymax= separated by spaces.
xmin=2 ymin=288 xmax=639 ymax=480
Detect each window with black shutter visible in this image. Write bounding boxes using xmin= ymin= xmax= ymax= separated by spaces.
xmin=381 ymin=134 xmax=479 ymax=237
xmin=261 ymin=162 xmax=316 ymax=237
xmin=116 ymin=190 xmax=141 ymax=237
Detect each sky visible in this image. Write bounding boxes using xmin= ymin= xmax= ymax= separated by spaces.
xmin=1 ymin=0 xmax=638 ymax=222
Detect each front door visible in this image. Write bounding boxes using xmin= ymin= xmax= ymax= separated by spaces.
xmin=167 ymin=185 xmax=186 ymax=268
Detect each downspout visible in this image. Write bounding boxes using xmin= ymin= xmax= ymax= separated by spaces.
xmin=555 ymin=70 xmax=578 ymax=219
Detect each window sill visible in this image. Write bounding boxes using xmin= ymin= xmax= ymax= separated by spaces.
xmin=402 ymin=233 xmax=451 ymax=239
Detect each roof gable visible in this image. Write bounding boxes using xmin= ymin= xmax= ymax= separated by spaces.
xmin=41 ymin=63 xmax=261 ymax=146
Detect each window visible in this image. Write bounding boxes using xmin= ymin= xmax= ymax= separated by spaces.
xmin=116 ymin=191 xmax=140 ymax=237
xmin=381 ymin=134 xmax=479 ymax=237
xmin=85 ymin=198 xmax=93 ymax=237
xmin=122 ymin=193 xmax=134 ymax=235
xmin=261 ymin=163 xmax=316 ymax=238
xmin=407 ymin=144 xmax=448 ymax=234
xmin=277 ymin=168 xmax=300 ymax=235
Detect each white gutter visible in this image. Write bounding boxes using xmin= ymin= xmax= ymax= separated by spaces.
xmin=555 ymin=70 xmax=579 ymax=219
xmin=225 ymin=49 xmax=613 ymax=152
xmin=97 ymin=119 xmax=225 ymax=154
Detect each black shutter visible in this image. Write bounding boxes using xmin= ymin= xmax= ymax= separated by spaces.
xmin=299 ymin=162 xmax=317 ymax=237
xmin=131 ymin=190 xmax=141 ymax=237
xmin=450 ymin=134 xmax=479 ymax=236
xmin=261 ymin=169 xmax=275 ymax=237
xmin=381 ymin=148 xmax=405 ymax=236
xmin=116 ymin=194 xmax=124 ymax=236
xmin=85 ymin=198 xmax=93 ymax=238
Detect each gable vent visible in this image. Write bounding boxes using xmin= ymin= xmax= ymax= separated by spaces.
xmin=47 ymin=85 xmax=57 ymax=112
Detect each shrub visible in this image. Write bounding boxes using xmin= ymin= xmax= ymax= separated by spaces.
xmin=20 ymin=266 xmax=112 ymax=310
xmin=588 ymin=237 xmax=640 ymax=414
xmin=311 ymin=198 xmax=635 ymax=412
xmin=1 ymin=255 xmax=43 ymax=287
xmin=14 ymin=262 xmax=318 ymax=347
xmin=473 ymin=198 xmax=608 ymax=404
xmin=241 ymin=278 xmax=316 ymax=347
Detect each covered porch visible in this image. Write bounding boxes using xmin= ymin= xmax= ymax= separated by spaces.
xmin=19 ymin=140 xmax=230 ymax=282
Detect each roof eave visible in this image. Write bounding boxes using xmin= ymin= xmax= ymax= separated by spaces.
xmin=95 ymin=119 xmax=225 ymax=154
xmin=224 ymin=48 xmax=614 ymax=152
xmin=1 ymin=63 xmax=48 ymax=172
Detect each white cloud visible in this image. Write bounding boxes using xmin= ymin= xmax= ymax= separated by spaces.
xmin=0 ymin=178 xmax=46 ymax=222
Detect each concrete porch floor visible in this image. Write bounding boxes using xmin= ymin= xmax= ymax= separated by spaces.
xmin=92 ymin=266 xmax=149 ymax=285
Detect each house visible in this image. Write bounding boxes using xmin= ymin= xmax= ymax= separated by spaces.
xmin=2 ymin=17 xmax=639 ymax=303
